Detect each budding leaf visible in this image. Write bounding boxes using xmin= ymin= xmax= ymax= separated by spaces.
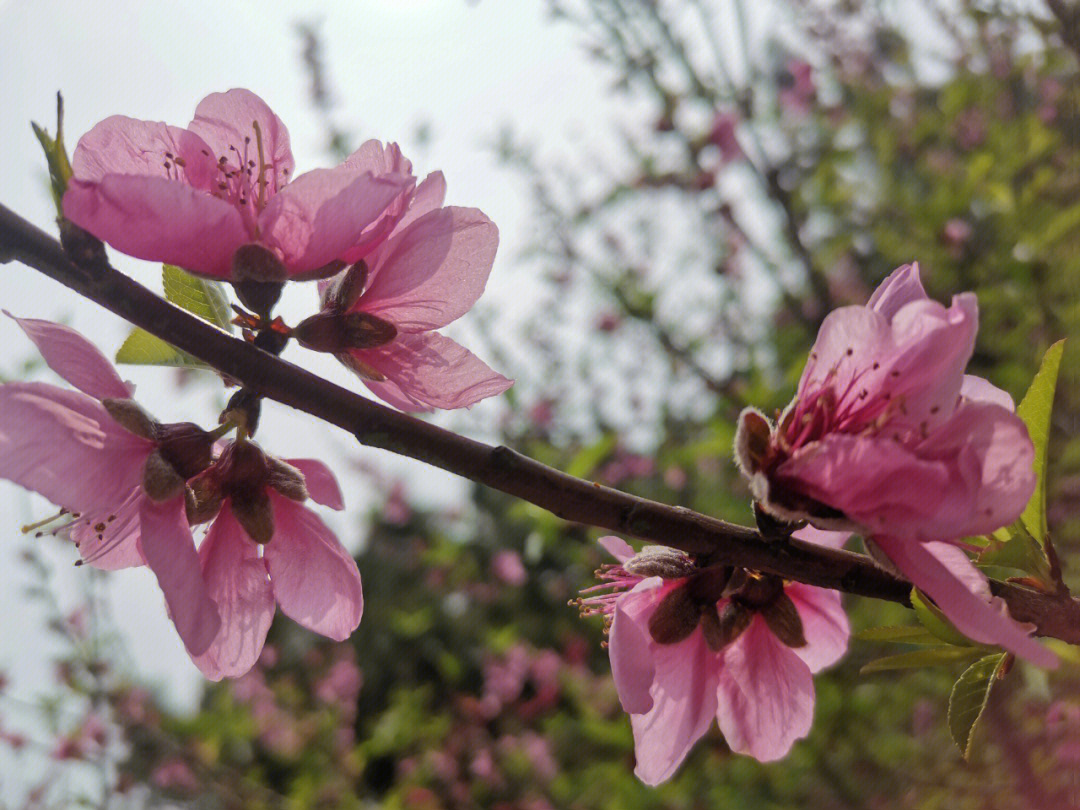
xmin=978 ymin=521 xmax=1052 ymax=583
xmin=854 ymin=625 xmax=942 ymax=645
xmin=911 ymin=589 xmax=975 ymax=648
xmin=115 ymin=328 xmax=207 ymax=369
xmin=860 ymin=646 xmax=983 ymax=675
xmin=162 ymin=265 xmax=234 ymax=332
xmin=31 ymin=93 xmax=73 ymax=218
xmin=947 ymin=653 xmax=1007 ymax=759
xmin=1015 ymin=340 xmax=1064 ymax=547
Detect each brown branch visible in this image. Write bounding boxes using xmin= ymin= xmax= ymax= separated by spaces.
xmin=1 ymin=203 xmax=1079 ymax=645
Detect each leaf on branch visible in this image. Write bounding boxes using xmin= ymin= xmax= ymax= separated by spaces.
xmin=854 ymin=625 xmax=942 ymax=645
xmin=1015 ymin=339 xmax=1065 ymax=546
xmin=860 ymin=646 xmax=985 ymax=675
xmin=115 ymin=328 xmax=207 ymax=369
xmin=162 ymin=265 xmax=234 ymax=332
xmin=978 ymin=521 xmax=1052 ymax=584
xmin=948 ymin=653 xmax=1007 ymax=759
xmin=911 ymin=589 xmax=977 ymax=647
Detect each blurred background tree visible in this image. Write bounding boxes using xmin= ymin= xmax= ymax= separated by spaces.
xmin=6 ymin=0 xmax=1080 ymax=807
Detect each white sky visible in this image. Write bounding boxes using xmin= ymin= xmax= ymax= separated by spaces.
xmin=0 ymin=0 xmax=622 ymax=789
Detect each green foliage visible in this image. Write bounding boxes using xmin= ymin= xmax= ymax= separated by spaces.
xmin=116 ymin=265 xmax=232 ymax=368
xmin=1016 ymin=340 xmax=1065 ymax=545
xmin=31 ymin=93 xmax=72 ymax=217
xmin=948 ymin=654 xmax=1007 ymax=759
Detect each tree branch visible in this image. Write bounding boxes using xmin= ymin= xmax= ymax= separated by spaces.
xmin=1 ymin=202 xmax=1079 ymax=644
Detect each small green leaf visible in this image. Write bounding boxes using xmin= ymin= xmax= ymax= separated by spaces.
xmin=31 ymin=93 xmax=73 ymax=218
xmin=855 ymin=625 xmax=942 ymax=645
xmin=911 ymin=588 xmax=976 ymax=647
xmin=860 ymin=646 xmax=984 ymax=674
xmin=566 ymin=434 xmax=619 ymax=480
xmin=115 ymin=328 xmax=206 ymax=369
xmin=1015 ymin=340 xmax=1065 ymax=545
xmin=978 ymin=522 xmax=1052 ymax=582
xmin=948 ymin=653 xmax=1007 ymax=759
xmin=162 ymin=265 xmax=233 ymax=332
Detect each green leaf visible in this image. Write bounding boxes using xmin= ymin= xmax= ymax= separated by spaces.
xmin=31 ymin=93 xmax=72 ymax=218
xmin=860 ymin=646 xmax=984 ymax=674
xmin=162 ymin=265 xmax=234 ymax=332
xmin=978 ymin=522 xmax=1052 ymax=582
xmin=115 ymin=328 xmax=207 ymax=369
xmin=1015 ymin=340 xmax=1065 ymax=545
xmin=566 ymin=434 xmax=618 ymax=480
xmin=948 ymin=653 xmax=1007 ymax=759
xmin=855 ymin=625 xmax=943 ymax=645
xmin=911 ymin=588 xmax=976 ymax=647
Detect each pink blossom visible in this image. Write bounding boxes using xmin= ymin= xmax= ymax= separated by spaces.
xmin=735 ymin=263 xmax=1055 ymax=668
xmin=0 ymin=315 xmax=221 ymax=657
xmin=708 ymin=112 xmax=744 ymax=165
xmin=778 ymin=59 xmax=815 ymax=115
xmin=63 ymin=90 xmax=414 ymax=282
xmin=151 ymin=758 xmax=199 ymax=792
xmin=491 ymin=550 xmax=528 ymax=586
xmin=295 ymin=146 xmax=513 ymax=411
xmin=588 ymin=531 xmax=849 ymax=783
xmin=187 ymin=440 xmax=363 ymax=680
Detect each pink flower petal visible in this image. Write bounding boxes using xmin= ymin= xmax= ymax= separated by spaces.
xmin=63 ymin=174 xmax=248 ymax=278
xmin=630 ymin=629 xmax=720 ymax=785
xmin=785 ymin=583 xmax=849 ymax=672
xmin=867 ymin=263 xmax=926 ymax=319
xmin=356 ymin=332 xmax=512 ymax=411
xmin=393 ymin=171 xmax=447 ymax=235
xmin=873 ymin=535 xmax=1057 ymax=668
xmin=7 ymin=314 xmax=131 ymax=399
xmin=598 ymin=535 xmax=636 ymax=563
xmin=258 ymin=168 xmax=413 ymax=275
xmin=188 ymin=89 xmax=294 ymax=187
xmin=192 ymin=508 xmax=274 ymax=681
xmin=961 ymin=374 xmax=1015 ymax=411
xmin=137 ymin=495 xmax=221 ymax=657
xmin=263 ymin=493 xmax=363 ymax=640
xmin=609 ymin=578 xmax=667 ymax=715
xmin=0 ymin=383 xmax=151 ymax=515
xmin=360 ymin=207 xmax=499 ymax=332
xmin=716 ymin=617 xmax=816 ymax=761
xmin=69 ymin=115 xmax=217 ymax=190
xmin=72 ymin=489 xmax=145 ymax=570
xmin=791 ymin=526 xmax=850 ymax=550
xmin=284 ymin=458 xmax=345 ymax=510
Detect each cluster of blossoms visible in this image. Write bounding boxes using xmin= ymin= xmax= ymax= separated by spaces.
xmin=1 ymin=89 xmax=512 ymax=678
xmin=0 ymin=88 xmax=1059 ymax=786
xmin=581 ymin=264 xmax=1054 ymax=782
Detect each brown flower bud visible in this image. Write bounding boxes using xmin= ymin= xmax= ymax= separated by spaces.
xmin=702 ymin=602 xmax=752 ymax=652
xmin=102 ymin=398 xmax=157 ymax=440
xmin=185 ymin=482 xmax=223 ymax=525
xmin=322 ymin=261 xmax=368 ymax=312
xmin=142 ymin=449 xmax=186 ymax=502
xmin=267 ymin=457 xmax=309 ymax=502
xmin=337 ymin=350 xmax=388 ymax=381
xmin=624 ymin=546 xmax=696 ymax=579
xmin=647 ymin=584 xmax=700 ymax=645
xmin=294 ymin=311 xmax=397 ymax=354
xmin=231 ymin=489 xmax=274 ymax=545
xmin=156 ymin=422 xmax=215 ymax=480
xmin=760 ymin=592 xmax=807 ymax=648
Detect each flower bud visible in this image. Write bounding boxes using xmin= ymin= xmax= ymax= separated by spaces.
xmin=293 ymin=311 xmax=397 ymax=354
xmin=760 ymin=592 xmax=807 ymax=648
xmin=142 ymin=449 xmax=186 ymax=502
xmin=102 ymin=398 xmax=158 ymax=440
xmin=231 ymin=489 xmax=274 ymax=545
xmin=647 ymin=585 xmax=700 ymax=645
xmin=156 ymin=422 xmax=215 ymax=480
xmin=624 ymin=546 xmax=696 ymax=579
xmin=702 ymin=602 xmax=752 ymax=652
xmin=322 ymin=261 xmax=369 ymax=312
xmin=267 ymin=457 xmax=309 ymax=502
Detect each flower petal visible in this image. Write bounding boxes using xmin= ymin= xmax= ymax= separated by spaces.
xmin=609 ymin=578 xmax=667 ymax=715
xmin=284 ymin=458 xmax=345 ymax=510
xmin=393 ymin=171 xmax=447 ymax=235
xmin=0 ymin=383 xmax=151 ymax=515
xmin=188 ymin=89 xmax=294 ymax=185
xmin=867 ymin=263 xmax=927 ymax=319
xmin=355 ymin=332 xmax=512 ymax=411
xmin=716 ymin=617 xmax=816 ymax=761
xmin=630 ymin=628 xmax=720 ymax=785
xmin=263 ymin=493 xmax=363 ymax=640
xmin=72 ymin=488 xmax=145 ymax=570
xmin=872 ymin=535 xmax=1057 ymax=668
xmin=599 ymin=535 xmax=636 ymax=563
xmin=961 ymin=374 xmax=1015 ymax=411
xmin=359 ymin=207 xmax=498 ymax=332
xmin=258 ymin=167 xmax=413 ymax=275
xmin=137 ymin=495 xmax=221 ymax=657
xmin=192 ymin=508 xmax=275 ymax=681
xmin=63 ymin=174 xmax=248 ymax=278
xmin=785 ymin=583 xmax=849 ymax=672
xmin=791 ymin=526 xmax=850 ymax=550
xmin=7 ymin=314 xmax=131 ymax=399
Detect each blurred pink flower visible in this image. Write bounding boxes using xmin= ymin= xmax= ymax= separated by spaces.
xmin=491 ymin=550 xmax=528 ymax=586
xmin=300 ymin=157 xmax=513 ymax=410
xmin=315 ymin=655 xmax=363 ymax=705
xmin=735 ymin=263 xmax=1055 ymax=668
xmin=592 ymin=532 xmax=849 ymax=783
xmin=188 ymin=441 xmax=363 ymax=680
xmin=0 ymin=315 xmax=221 ymax=657
xmin=64 ymin=90 xmax=413 ymax=282
xmin=779 ymin=59 xmax=815 ymax=114
xmin=709 ymin=112 xmax=745 ymax=165
xmin=151 ymin=758 xmax=199 ymax=792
